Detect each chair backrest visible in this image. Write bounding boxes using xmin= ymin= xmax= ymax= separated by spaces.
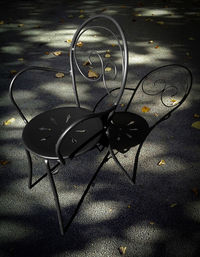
xmin=69 ymin=15 xmax=128 ymax=112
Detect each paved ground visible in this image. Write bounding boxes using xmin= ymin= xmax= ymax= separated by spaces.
xmin=0 ymin=0 xmax=200 ymax=256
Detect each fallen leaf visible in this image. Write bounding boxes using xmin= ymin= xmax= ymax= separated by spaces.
xmin=145 ymin=18 xmax=154 ymax=22
xmin=79 ymin=14 xmax=85 ymax=18
xmin=53 ymin=51 xmax=62 ymax=56
xmin=150 ymin=221 xmax=155 ymax=225
xmin=148 ymin=40 xmax=154 ymax=44
xmin=44 ymin=51 xmax=50 ymax=55
xmin=191 ymin=188 xmax=198 ymax=196
xmin=10 ymin=70 xmax=17 ymax=75
xmin=157 ymin=21 xmax=164 ymax=25
xmin=134 ymin=13 xmax=142 ymax=16
xmin=109 ymin=208 xmax=112 ymax=212
xmin=111 ymin=43 xmax=116 ymax=47
xmin=55 ymin=72 xmax=65 ymax=78
xmin=0 ymin=160 xmax=9 ymax=165
xmin=127 ymin=205 xmax=131 ymax=208
xmin=170 ymin=99 xmax=177 ymax=105
xmin=194 ymin=113 xmax=200 ymax=118
xmin=76 ymin=41 xmax=83 ymax=47
xmin=170 ymin=203 xmax=177 ymax=208
xmin=17 ymin=57 xmax=24 ymax=61
xmin=119 ymin=246 xmax=127 ymax=255
xmin=154 ymin=112 xmax=159 ymax=117
xmin=105 ymin=53 xmax=111 ymax=58
xmin=0 ymin=20 xmax=5 ymax=25
xmin=88 ymin=70 xmax=99 ymax=78
xmin=141 ymin=106 xmax=150 ymax=112
xmin=66 ymin=39 xmax=72 ymax=43
xmin=3 ymin=118 xmax=15 ymax=126
xmin=155 ymin=45 xmax=159 ymax=49
xmin=18 ymin=23 xmax=24 ymax=27
xmin=105 ymin=67 xmax=112 ymax=72
xmin=83 ymin=60 xmax=90 ymax=66
xmin=158 ymin=159 xmax=166 ymax=166
xmin=191 ymin=121 xmax=200 ymax=129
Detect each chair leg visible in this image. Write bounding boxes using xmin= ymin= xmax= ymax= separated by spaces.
xmin=25 ymin=149 xmax=48 ymax=189
xmin=45 ymin=159 xmax=64 ymax=236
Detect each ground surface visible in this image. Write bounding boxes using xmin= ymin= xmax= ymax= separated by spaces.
xmin=0 ymin=0 xmax=200 ymax=256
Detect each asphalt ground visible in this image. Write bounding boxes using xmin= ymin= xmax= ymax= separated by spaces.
xmin=0 ymin=0 xmax=200 ymax=256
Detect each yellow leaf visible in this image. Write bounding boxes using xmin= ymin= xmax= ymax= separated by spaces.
xmin=53 ymin=51 xmax=62 ymax=56
xmin=191 ymin=188 xmax=198 ymax=196
xmin=55 ymin=72 xmax=65 ymax=78
xmin=111 ymin=43 xmax=116 ymax=47
xmin=170 ymin=203 xmax=177 ymax=208
xmin=134 ymin=13 xmax=142 ymax=16
xmin=158 ymin=159 xmax=166 ymax=166
xmin=149 ymin=221 xmax=155 ymax=225
xmin=3 ymin=118 xmax=15 ymax=126
xmin=0 ymin=20 xmax=5 ymax=25
xmin=141 ymin=106 xmax=150 ymax=113
xmin=127 ymin=205 xmax=131 ymax=208
xmin=105 ymin=67 xmax=112 ymax=72
xmin=154 ymin=112 xmax=159 ymax=117
xmin=0 ymin=160 xmax=9 ymax=165
xmin=194 ymin=113 xmax=200 ymax=118
xmin=157 ymin=21 xmax=165 ymax=25
xmin=18 ymin=23 xmax=24 ymax=27
xmin=88 ymin=70 xmax=99 ymax=78
xmin=170 ymin=99 xmax=177 ymax=105
xmin=10 ymin=70 xmax=17 ymax=75
xmin=191 ymin=121 xmax=200 ymax=129
xmin=148 ymin=40 xmax=154 ymax=44
xmin=155 ymin=45 xmax=159 ymax=49
xmin=83 ymin=60 xmax=90 ymax=66
xmin=76 ymin=41 xmax=83 ymax=47
xmin=119 ymin=246 xmax=127 ymax=255
xmin=17 ymin=58 xmax=24 ymax=61
xmin=44 ymin=51 xmax=50 ymax=55
xmin=79 ymin=14 xmax=85 ymax=18
xmin=66 ymin=39 xmax=72 ymax=43
xmin=109 ymin=208 xmax=112 ymax=212
xmin=105 ymin=53 xmax=111 ymax=58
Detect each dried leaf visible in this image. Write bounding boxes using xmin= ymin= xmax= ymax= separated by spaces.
xmin=155 ymin=45 xmax=159 ymax=49
xmin=170 ymin=99 xmax=177 ymax=105
xmin=76 ymin=41 xmax=83 ymax=47
xmin=66 ymin=39 xmax=72 ymax=43
xmin=127 ymin=205 xmax=131 ymax=208
xmin=17 ymin=57 xmax=24 ymax=61
xmin=134 ymin=13 xmax=142 ymax=16
xmin=148 ymin=40 xmax=154 ymax=44
xmin=44 ymin=51 xmax=50 ymax=55
xmin=141 ymin=106 xmax=150 ymax=113
xmin=0 ymin=20 xmax=5 ymax=25
xmin=53 ymin=51 xmax=62 ymax=56
xmin=149 ymin=221 xmax=155 ymax=225
xmin=105 ymin=53 xmax=111 ymax=58
xmin=119 ymin=246 xmax=127 ymax=255
xmin=194 ymin=113 xmax=200 ymax=118
xmin=154 ymin=112 xmax=159 ymax=117
xmin=191 ymin=188 xmax=198 ymax=196
xmin=157 ymin=21 xmax=165 ymax=25
xmin=10 ymin=70 xmax=17 ymax=75
xmin=120 ymin=103 xmax=125 ymax=107
xmin=170 ymin=203 xmax=177 ymax=208
xmin=0 ymin=160 xmax=9 ymax=165
xmin=191 ymin=121 xmax=200 ymax=129
xmin=79 ymin=14 xmax=85 ymax=19
xmin=145 ymin=18 xmax=154 ymax=22
xmin=105 ymin=67 xmax=112 ymax=72
xmin=111 ymin=43 xmax=116 ymax=47
xmin=18 ymin=23 xmax=24 ymax=27
xmin=55 ymin=72 xmax=65 ymax=78
xmin=88 ymin=70 xmax=99 ymax=78
xmin=83 ymin=60 xmax=90 ymax=66
xmin=3 ymin=118 xmax=15 ymax=126
xmin=158 ymin=159 xmax=166 ymax=166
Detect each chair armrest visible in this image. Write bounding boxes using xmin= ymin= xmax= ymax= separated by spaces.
xmin=56 ymin=106 xmax=115 ymax=164
xmin=9 ymin=66 xmax=70 ymax=124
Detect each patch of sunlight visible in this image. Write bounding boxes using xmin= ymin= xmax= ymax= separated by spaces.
xmin=126 ymin=224 xmax=165 ymax=242
xmin=82 ymin=201 xmax=120 ymax=222
xmin=1 ymin=45 xmax=23 ymax=54
xmin=184 ymin=201 xmax=200 ymax=223
xmin=142 ymin=8 xmax=174 ymax=16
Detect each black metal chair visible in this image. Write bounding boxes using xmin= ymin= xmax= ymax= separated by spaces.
xmin=9 ymin=15 xmax=128 ymax=235
xmin=103 ymin=64 xmax=193 ymax=183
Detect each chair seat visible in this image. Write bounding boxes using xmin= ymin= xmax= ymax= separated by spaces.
xmin=22 ymin=107 xmax=103 ymax=159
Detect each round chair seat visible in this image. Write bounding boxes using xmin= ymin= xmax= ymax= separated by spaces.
xmin=22 ymin=107 xmax=103 ymax=159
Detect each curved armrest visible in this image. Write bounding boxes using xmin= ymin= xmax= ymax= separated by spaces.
xmin=9 ymin=66 xmax=70 ymax=124
xmin=56 ymin=106 xmax=115 ymax=164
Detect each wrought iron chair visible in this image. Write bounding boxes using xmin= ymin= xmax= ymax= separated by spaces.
xmin=9 ymin=15 xmax=128 ymax=235
xmin=102 ymin=64 xmax=192 ymax=184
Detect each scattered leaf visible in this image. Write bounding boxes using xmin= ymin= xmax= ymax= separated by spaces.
xmin=105 ymin=67 xmax=112 ymax=72
xmin=134 ymin=13 xmax=142 ymax=16
xmin=191 ymin=187 xmax=198 ymax=196
xmin=170 ymin=99 xmax=177 ymax=105
xmin=44 ymin=51 xmax=50 ymax=55
xmin=111 ymin=43 xmax=116 ymax=47
xmin=141 ymin=106 xmax=150 ymax=113
xmin=53 ymin=51 xmax=62 ymax=56
xmin=79 ymin=14 xmax=85 ymax=18
xmin=154 ymin=112 xmax=159 ymax=117
xmin=170 ymin=203 xmax=177 ymax=208
xmin=157 ymin=21 xmax=165 ymax=25
xmin=76 ymin=41 xmax=83 ymax=47
xmin=120 ymin=103 xmax=125 ymax=107
xmin=127 ymin=205 xmax=131 ymax=208
xmin=55 ymin=72 xmax=65 ymax=78
xmin=105 ymin=53 xmax=111 ymax=58
xmin=194 ymin=113 xmax=200 ymax=118
xmin=148 ymin=40 xmax=154 ymax=44
xmin=155 ymin=45 xmax=159 ymax=49
xmin=119 ymin=246 xmax=127 ymax=255
xmin=83 ymin=60 xmax=90 ymax=66
xmin=88 ymin=70 xmax=99 ymax=78
xmin=17 ymin=57 xmax=24 ymax=61
xmin=158 ymin=159 xmax=166 ymax=166
xmin=0 ymin=160 xmax=9 ymax=166
xmin=66 ymin=39 xmax=72 ymax=43
xmin=145 ymin=18 xmax=154 ymax=22
xmin=10 ymin=70 xmax=17 ymax=75
xmin=191 ymin=121 xmax=200 ymax=129
xmin=18 ymin=23 xmax=24 ymax=27
xmin=150 ymin=221 xmax=155 ymax=225
xmin=109 ymin=208 xmax=113 ymax=212
xmin=3 ymin=118 xmax=15 ymax=126
xmin=0 ymin=20 xmax=5 ymax=25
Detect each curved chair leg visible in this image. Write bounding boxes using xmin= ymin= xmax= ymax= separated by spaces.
xmin=45 ymin=159 xmax=64 ymax=236
xmin=132 ymin=141 xmax=145 ymax=183
xmin=108 ymin=145 xmax=135 ymax=185
xmin=25 ymin=149 xmax=48 ymax=189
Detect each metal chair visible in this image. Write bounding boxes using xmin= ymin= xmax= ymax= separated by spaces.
xmin=9 ymin=15 xmax=128 ymax=235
